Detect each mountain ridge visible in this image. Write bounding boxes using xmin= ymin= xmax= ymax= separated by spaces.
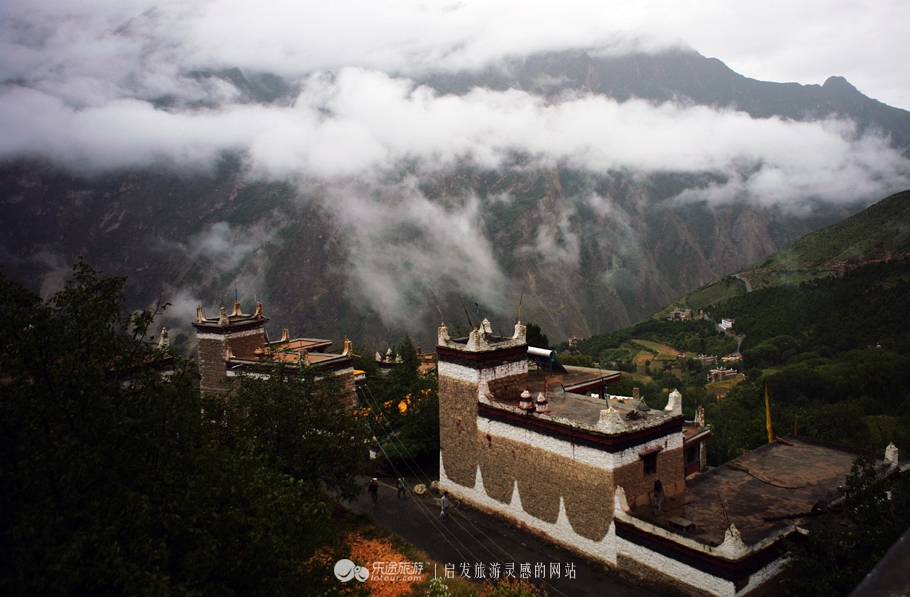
xmin=416 ymin=49 xmax=910 ymax=155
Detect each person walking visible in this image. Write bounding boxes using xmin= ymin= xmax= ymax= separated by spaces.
xmin=440 ymin=491 xmax=450 ymax=521
xmin=396 ymin=477 xmax=407 ymax=499
xmin=368 ymin=478 xmax=379 ymax=505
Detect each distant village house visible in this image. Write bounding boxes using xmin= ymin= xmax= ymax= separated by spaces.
xmin=669 ymin=308 xmax=692 ymax=321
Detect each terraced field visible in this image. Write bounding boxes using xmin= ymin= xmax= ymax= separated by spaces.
xmin=632 ymin=339 xmax=681 ymax=363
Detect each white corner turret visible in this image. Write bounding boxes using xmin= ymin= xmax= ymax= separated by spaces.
xmin=665 ymin=389 xmax=682 ymax=415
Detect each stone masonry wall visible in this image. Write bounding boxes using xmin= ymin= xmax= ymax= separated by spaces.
xmin=613 ymin=447 xmax=686 ymax=508
xmin=440 ymin=370 xmax=614 ymax=542
xmin=439 ymin=375 xmax=483 ymax=488
xmin=197 ymin=335 xmax=233 ymax=394
xmin=475 ymin=429 xmax=615 ymax=540
xmin=486 ymin=374 xmax=526 ymax=402
xmin=226 ymin=329 xmax=265 ymax=358
xmin=616 ymin=553 xmax=715 ymax=597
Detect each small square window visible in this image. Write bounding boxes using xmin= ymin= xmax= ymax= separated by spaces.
xmin=642 ymin=453 xmax=657 ymax=475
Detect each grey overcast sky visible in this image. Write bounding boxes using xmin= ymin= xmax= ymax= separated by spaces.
xmin=2 ymin=0 xmax=908 ymax=108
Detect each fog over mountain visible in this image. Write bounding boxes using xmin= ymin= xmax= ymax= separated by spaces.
xmin=2 ymin=2 xmax=910 ymax=349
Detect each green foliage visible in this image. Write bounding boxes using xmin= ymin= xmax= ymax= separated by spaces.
xmin=744 ymin=188 xmax=910 ymax=291
xmin=224 ymin=363 xmax=371 ymax=501
xmin=359 ymin=336 xmax=440 ymax=463
xmin=715 ymin=260 xmax=910 ymax=356
xmin=525 ymin=322 xmax=550 ymax=349
xmin=0 ymin=262 xmax=361 ymax=596
xmin=577 ymin=318 xmax=735 ymax=368
xmin=782 ymin=456 xmax=910 ymax=597
xmin=556 ymin=352 xmax=595 ymax=368
xmin=662 ymin=275 xmax=748 ymax=313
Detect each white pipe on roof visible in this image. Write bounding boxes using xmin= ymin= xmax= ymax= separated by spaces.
xmin=527 ymin=346 xmax=555 ymax=359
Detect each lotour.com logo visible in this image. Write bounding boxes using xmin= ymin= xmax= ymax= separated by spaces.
xmin=334 ymin=559 xmax=370 ymax=583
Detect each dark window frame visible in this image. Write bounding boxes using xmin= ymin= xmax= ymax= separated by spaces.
xmin=642 ymin=452 xmax=658 ymax=475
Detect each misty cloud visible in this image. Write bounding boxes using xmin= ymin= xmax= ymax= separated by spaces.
xmin=516 ymin=204 xmax=581 ymax=267
xmin=324 ymin=176 xmax=509 ymax=329
xmin=3 ymin=67 xmax=908 ymax=206
xmin=155 ymin=218 xmax=282 ymax=327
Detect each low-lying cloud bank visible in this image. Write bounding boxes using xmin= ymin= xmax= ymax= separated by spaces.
xmin=3 ymin=67 xmax=908 ymax=206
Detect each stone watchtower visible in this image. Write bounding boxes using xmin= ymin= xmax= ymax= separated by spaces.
xmin=436 ymin=319 xmax=529 ymax=487
xmin=436 ymin=318 xmax=686 ymax=565
xmin=192 ymin=301 xmax=267 ymax=394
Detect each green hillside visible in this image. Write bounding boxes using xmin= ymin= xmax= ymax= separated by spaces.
xmin=740 ymin=188 xmax=910 ymax=290
xmin=566 ymin=189 xmax=910 ymax=466
xmin=657 ymin=188 xmax=910 ymax=316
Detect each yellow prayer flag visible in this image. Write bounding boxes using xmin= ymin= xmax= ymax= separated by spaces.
xmin=765 ymin=381 xmax=774 ymax=443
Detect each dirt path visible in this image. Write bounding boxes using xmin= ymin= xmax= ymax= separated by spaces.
xmin=734 ymin=273 xmax=752 ymax=292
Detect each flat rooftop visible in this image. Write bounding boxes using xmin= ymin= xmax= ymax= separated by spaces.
xmin=486 ymin=365 xmax=673 ymax=431
xmin=629 ymin=435 xmax=875 ymax=546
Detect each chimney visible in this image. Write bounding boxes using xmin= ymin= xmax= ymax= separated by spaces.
xmin=519 ymin=390 xmax=534 ymax=411
xmin=633 ymin=387 xmax=640 ymax=401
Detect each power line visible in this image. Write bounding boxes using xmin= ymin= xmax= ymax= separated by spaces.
xmin=357 ymin=385 xmax=476 ymax=562
xmin=357 ymin=383 xmax=573 ymax=597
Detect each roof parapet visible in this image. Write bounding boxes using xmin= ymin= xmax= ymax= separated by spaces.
xmin=513 ymin=321 xmax=526 ymax=342
xmin=597 ymin=405 xmax=626 ymax=434
xmin=437 ymin=320 xmax=527 ymax=353
xmin=885 ymin=442 xmax=899 ymax=471
xmin=714 ymin=524 xmax=750 ymax=559
xmin=664 ymin=389 xmax=682 ymax=416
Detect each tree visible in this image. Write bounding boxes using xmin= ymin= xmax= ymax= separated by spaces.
xmin=526 ymin=322 xmax=550 ymax=349
xmin=223 ymin=361 xmax=371 ymax=500
xmin=0 ymin=263 xmax=362 ymax=596
xmin=360 ymin=336 xmax=439 ymax=463
xmin=782 ymin=456 xmax=910 ymax=597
